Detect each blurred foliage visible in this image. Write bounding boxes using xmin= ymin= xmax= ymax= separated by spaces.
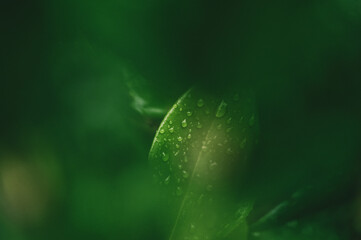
xmin=1 ymin=0 xmax=361 ymax=239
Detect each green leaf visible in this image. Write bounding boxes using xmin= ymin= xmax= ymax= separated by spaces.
xmin=149 ymin=88 xmax=258 ymax=240
xmin=125 ymin=67 xmax=171 ymax=118
xmin=249 ymin=207 xmax=346 ymax=240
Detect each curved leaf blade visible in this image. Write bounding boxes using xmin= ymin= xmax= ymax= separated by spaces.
xmin=149 ymin=88 xmax=258 ymax=240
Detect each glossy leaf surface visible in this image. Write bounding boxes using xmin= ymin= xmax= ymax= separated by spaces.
xmin=149 ymin=88 xmax=258 ymax=240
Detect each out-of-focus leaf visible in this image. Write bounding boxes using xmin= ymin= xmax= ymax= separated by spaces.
xmin=124 ymin=68 xmax=169 ymax=118
xmin=249 ymin=205 xmax=351 ymax=240
xmin=149 ymin=88 xmax=258 ymax=240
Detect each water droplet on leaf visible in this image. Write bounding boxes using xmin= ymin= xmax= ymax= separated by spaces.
xmin=239 ymin=138 xmax=247 ymax=149
xmin=162 ymin=152 xmax=169 ymax=162
xmin=190 ymin=224 xmax=196 ymax=232
xmin=164 ymin=175 xmax=170 ymax=184
xmin=182 ymin=119 xmax=187 ymax=128
xmin=209 ymin=162 xmax=217 ymax=170
xmin=226 ymin=148 xmax=233 ymax=155
xmin=197 ymin=99 xmax=204 ymax=107
xmin=216 ymin=100 xmax=227 ymax=118
xmin=176 ymin=186 xmax=183 ymax=196
xmin=249 ymin=115 xmax=255 ymax=127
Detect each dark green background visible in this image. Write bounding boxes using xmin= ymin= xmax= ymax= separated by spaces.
xmin=1 ymin=0 xmax=361 ymax=239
